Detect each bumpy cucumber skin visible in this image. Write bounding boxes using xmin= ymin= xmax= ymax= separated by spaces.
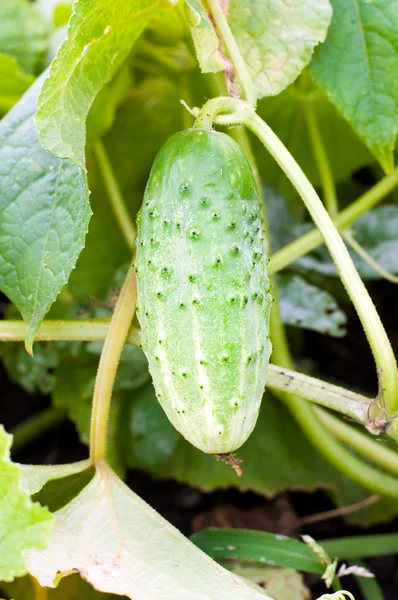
xmin=136 ymin=129 xmax=272 ymax=454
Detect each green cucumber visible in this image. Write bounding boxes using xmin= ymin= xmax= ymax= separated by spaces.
xmin=135 ymin=128 xmax=272 ymax=454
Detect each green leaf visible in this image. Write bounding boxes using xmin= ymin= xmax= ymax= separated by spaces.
xmin=26 ymin=463 xmax=272 ymax=599
xmin=0 ymin=0 xmax=47 ymax=74
xmin=255 ymin=82 xmax=373 ymax=203
xmin=191 ymin=529 xmax=324 ymax=574
xmin=36 ymin=0 xmax=160 ymax=168
xmin=277 ymin=273 xmax=347 ymax=337
xmin=121 ymin=382 xmax=180 ymax=470
xmin=0 ymin=75 xmax=91 ymax=352
xmin=185 ymin=0 xmax=227 ymax=73
xmin=0 ymin=54 xmax=34 ymax=114
xmin=320 ymin=533 xmax=398 ymax=560
xmin=1 ymin=572 xmax=126 ymax=600
xmin=295 ymin=205 xmax=398 ymax=280
xmin=310 ymin=0 xmax=398 ymax=173
xmin=0 ymin=425 xmax=53 ymax=582
xmin=227 ymin=0 xmax=332 ymax=99
xmin=2 ymin=341 xmax=60 ymax=394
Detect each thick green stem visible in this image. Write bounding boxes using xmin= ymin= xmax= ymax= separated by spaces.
xmin=11 ymin=407 xmax=66 ymax=454
xmin=304 ymin=103 xmax=338 ymax=217
xmin=0 ymin=319 xmax=141 ymax=346
xmin=89 ymin=260 xmax=137 ymax=464
xmin=243 ymin=111 xmax=398 ymax=430
xmin=95 ymin=141 xmax=136 ymax=249
xmin=269 ymin=167 xmax=398 ymax=274
xmin=205 ymin=0 xmax=255 ymax=105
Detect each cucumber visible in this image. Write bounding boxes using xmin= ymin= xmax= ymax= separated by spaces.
xmin=135 ymin=128 xmax=272 ymax=454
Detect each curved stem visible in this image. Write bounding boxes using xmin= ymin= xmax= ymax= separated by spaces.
xmin=269 ymin=167 xmax=398 ymax=274
xmin=95 ymin=141 xmax=136 ymax=249
xmin=344 ymin=230 xmax=398 ymax=284
xmin=205 ymin=0 xmax=255 ymax=105
xmin=243 ymin=111 xmax=398 ymax=429
xmin=11 ymin=407 xmax=66 ymax=454
xmin=304 ymin=102 xmax=338 ymax=217
xmin=89 ymin=259 xmax=137 ymax=464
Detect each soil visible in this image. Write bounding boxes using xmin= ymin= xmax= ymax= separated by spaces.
xmin=1 ymin=279 xmax=398 ymax=599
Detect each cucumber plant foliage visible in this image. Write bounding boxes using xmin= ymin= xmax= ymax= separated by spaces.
xmin=0 ymin=0 xmax=398 ymax=599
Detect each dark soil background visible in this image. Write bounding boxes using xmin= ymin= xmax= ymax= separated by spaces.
xmin=2 ymin=278 xmax=398 ymax=599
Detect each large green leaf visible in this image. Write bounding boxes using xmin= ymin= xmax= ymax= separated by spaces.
xmin=0 ymin=0 xmax=47 ymax=74
xmin=0 ymin=426 xmax=53 ymax=582
xmin=227 ymin=0 xmax=332 ymax=99
xmin=0 ymin=75 xmax=90 ymax=351
xmin=26 ymin=463 xmax=272 ymax=599
xmin=36 ymin=0 xmax=160 ymax=168
xmin=277 ymin=273 xmax=347 ymax=337
xmin=255 ymin=81 xmax=373 ymax=203
xmin=310 ymin=0 xmax=398 ymax=173
xmin=0 ymin=54 xmax=33 ymax=114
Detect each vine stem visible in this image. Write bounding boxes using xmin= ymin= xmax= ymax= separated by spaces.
xmin=244 ymin=110 xmax=398 ymax=429
xmin=0 ymin=318 xmax=141 ymax=346
xmin=304 ymin=102 xmax=338 ymax=217
xmin=205 ymin=0 xmax=256 ymax=105
xmin=269 ymin=167 xmax=398 ymax=274
xmin=94 ymin=141 xmax=136 ymax=249
xmin=89 ymin=259 xmax=137 ymax=464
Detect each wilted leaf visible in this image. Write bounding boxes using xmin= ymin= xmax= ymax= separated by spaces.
xmin=310 ymin=0 xmax=398 ymax=173
xmin=222 ymin=565 xmax=311 ymax=600
xmin=0 ymin=426 xmax=53 ymax=581
xmin=277 ymin=273 xmax=347 ymax=337
xmin=26 ymin=463 xmax=272 ymax=599
xmin=36 ymin=0 xmax=160 ymax=168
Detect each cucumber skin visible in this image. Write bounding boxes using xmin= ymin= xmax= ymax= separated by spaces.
xmin=135 ymin=128 xmax=272 ymax=454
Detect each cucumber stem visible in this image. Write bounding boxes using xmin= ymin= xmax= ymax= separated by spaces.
xmin=89 ymin=259 xmax=137 ymax=464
